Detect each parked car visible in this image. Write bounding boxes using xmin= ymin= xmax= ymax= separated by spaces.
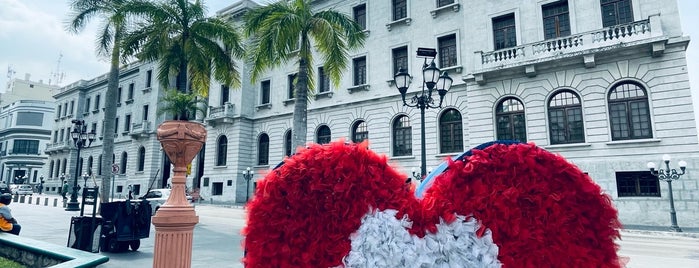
xmin=10 ymin=184 xmax=33 ymax=195
xmin=140 ymin=188 xmax=192 ymax=214
xmin=0 ymin=185 xmax=9 ymax=194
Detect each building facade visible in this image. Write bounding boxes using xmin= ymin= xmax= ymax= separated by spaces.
xmin=48 ymin=0 xmax=699 ymax=228
xmin=0 ymin=100 xmax=54 ymax=189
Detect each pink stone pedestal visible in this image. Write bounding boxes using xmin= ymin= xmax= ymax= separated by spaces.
xmin=153 ymin=121 xmax=206 ymax=268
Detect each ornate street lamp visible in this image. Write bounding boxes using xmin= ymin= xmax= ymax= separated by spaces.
xmin=392 ymin=47 xmax=453 ymax=179
xmin=647 ymin=154 xmax=687 ymax=232
xmin=82 ymin=172 xmax=90 ymax=188
xmin=65 ymin=119 xmax=96 ymax=211
xmin=242 ymin=167 xmax=253 ymax=202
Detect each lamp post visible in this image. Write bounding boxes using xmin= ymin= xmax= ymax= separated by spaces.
xmin=647 ymin=154 xmax=687 ymax=232
xmin=242 ymin=167 xmax=253 ymax=202
xmin=59 ymin=173 xmax=65 ymax=194
xmin=39 ymin=175 xmax=44 ymax=195
xmin=65 ymin=119 xmax=96 ymax=211
xmin=410 ymin=167 xmax=422 ymax=183
xmin=392 ymin=47 xmax=453 ymax=178
xmin=82 ymin=172 xmax=90 ymax=188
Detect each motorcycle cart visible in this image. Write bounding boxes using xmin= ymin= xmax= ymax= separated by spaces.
xmin=99 ymin=199 xmax=152 ymax=252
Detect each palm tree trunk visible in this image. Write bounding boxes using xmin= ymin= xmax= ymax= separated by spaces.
xmin=292 ymin=57 xmax=309 ymax=154
xmin=100 ymin=27 xmax=121 ymax=202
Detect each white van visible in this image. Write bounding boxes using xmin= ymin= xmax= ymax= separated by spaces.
xmin=11 ymin=184 xmax=33 ymax=195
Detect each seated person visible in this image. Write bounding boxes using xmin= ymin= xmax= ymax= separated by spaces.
xmin=0 ymin=193 xmax=20 ymax=235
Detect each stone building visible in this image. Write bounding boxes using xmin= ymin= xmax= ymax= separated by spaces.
xmin=47 ymin=0 xmax=699 ymax=228
xmin=0 ymin=100 xmax=54 ymax=188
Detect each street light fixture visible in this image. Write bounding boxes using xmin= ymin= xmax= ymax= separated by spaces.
xmin=242 ymin=167 xmax=253 ymax=202
xmin=82 ymin=172 xmax=90 ymax=188
xmin=647 ymin=154 xmax=687 ymax=232
xmin=65 ymin=119 xmax=96 ymax=211
xmin=59 ymin=173 xmax=66 ymax=194
xmin=392 ymin=47 xmax=453 ymax=178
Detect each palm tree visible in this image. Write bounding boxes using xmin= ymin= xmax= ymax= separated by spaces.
xmin=121 ymin=0 xmax=244 ymax=102
xmin=245 ymin=0 xmax=366 ymax=154
xmin=66 ymin=0 xmax=136 ymax=202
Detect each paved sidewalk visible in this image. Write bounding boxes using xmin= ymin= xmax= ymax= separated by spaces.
xmin=7 ymin=193 xmax=699 ymax=267
xmin=9 ymin=194 xmax=244 ymax=268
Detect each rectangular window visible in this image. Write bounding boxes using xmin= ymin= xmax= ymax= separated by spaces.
xmin=12 ymin=140 xmax=39 ymax=154
xmin=128 ymin=83 xmax=134 ymax=100
xmin=318 ymin=67 xmax=330 ymax=93
xmin=63 ymin=102 xmax=68 ymax=117
xmin=392 ymin=0 xmax=407 ymax=21
xmin=124 ymin=114 xmax=131 ymax=132
xmin=116 ymin=185 xmax=123 ymax=193
xmin=114 ymin=117 xmax=119 ymax=134
xmin=69 ymin=100 xmax=74 ymax=115
xmin=85 ymin=98 xmax=91 ymax=113
xmin=493 ymin=13 xmax=517 ymax=50
xmin=353 ymin=56 xmax=367 ymax=85
xmin=616 ymin=171 xmax=660 ymax=197
xmin=220 ymin=85 xmax=230 ymax=106
xmin=261 ymin=80 xmax=271 ymax=104
xmin=132 ymin=185 xmax=141 ymax=196
xmin=16 ymin=112 xmax=43 ymax=126
xmin=212 ymin=182 xmax=223 ymax=196
xmin=146 ymin=70 xmax=152 ymax=88
xmin=438 ymin=34 xmax=457 ymax=68
xmin=288 ymin=74 xmax=297 ymax=99
xmin=227 ymin=180 xmax=233 ymax=186
xmin=601 ymin=0 xmax=633 ymax=27
xmin=91 ymin=123 xmax=97 ymax=133
xmin=542 ymin=0 xmax=571 ymax=39
xmin=117 ymin=87 xmax=122 ymax=103
xmin=143 ymin=105 xmax=149 ymax=121
xmin=392 ymin=46 xmax=408 ymax=75
xmin=94 ymin=95 xmax=101 ymax=111
xmin=438 ymin=0 xmax=454 ymax=7
xmin=353 ymin=4 xmax=366 ymax=30
xmin=203 ymin=177 xmax=209 ymax=187
xmin=56 ymin=105 xmax=61 ymax=118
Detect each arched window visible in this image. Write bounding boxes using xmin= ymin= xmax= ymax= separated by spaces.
xmin=258 ymin=133 xmax=269 ymax=165
xmin=393 ymin=115 xmax=412 ymax=156
xmin=352 ymin=121 xmax=368 ymax=143
xmin=548 ymin=90 xmax=585 ymax=144
xmin=316 ymin=125 xmax=331 ymax=144
xmin=608 ymin=82 xmax=652 ymax=140
xmin=88 ymin=156 xmax=94 ymax=175
xmin=137 ymin=147 xmax=146 ymax=171
xmin=120 ymin=152 xmax=127 ymax=175
xmin=439 ymin=109 xmax=463 ymax=153
xmin=284 ymin=130 xmax=292 ymax=157
xmin=216 ymin=135 xmax=228 ymax=166
xmin=496 ymin=97 xmax=527 ymax=141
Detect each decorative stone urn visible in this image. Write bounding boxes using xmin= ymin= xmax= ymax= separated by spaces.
xmin=152 ymin=120 xmax=206 ymax=268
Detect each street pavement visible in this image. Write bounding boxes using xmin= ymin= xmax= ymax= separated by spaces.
xmin=7 ymin=193 xmax=699 ymax=268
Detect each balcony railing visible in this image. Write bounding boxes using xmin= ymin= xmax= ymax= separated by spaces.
xmin=45 ymin=141 xmax=71 ymax=153
xmin=206 ymin=103 xmax=236 ymax=126
xmin=474 ymin=15 xmax=664 ymax=82
xmin=130 ymin=121 xmax=152 ymax=138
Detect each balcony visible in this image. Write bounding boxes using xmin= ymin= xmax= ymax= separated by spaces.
xmin=45 ymin=141 xmax=71 ymax=153
xmin=472 ymin=15 xmax=665 ymax=85
xmin=129 ymin=121 xmax=152 ymax=139
xmin=206 ymin=102 xmax=236 ymax=126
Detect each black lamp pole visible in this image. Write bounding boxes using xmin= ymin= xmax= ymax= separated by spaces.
xmin=65 ymin=119 xmax=96 ymax=211
xmin=647 ymin=154 xmax=687 ymax=232
xmin=242 ymin=167 xmax=253 ymax=202
xmin=392 ymin=47 xmax=453 ymax=178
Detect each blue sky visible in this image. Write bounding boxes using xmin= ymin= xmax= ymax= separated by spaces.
xmin=1 ymin=0 xmax=698 ymax=110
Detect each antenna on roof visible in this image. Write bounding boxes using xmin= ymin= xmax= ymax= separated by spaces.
xmin=49 ymin=53 xmax=65 ymax=86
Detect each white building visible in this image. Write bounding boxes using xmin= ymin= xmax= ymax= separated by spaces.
xmin=48 ymin=0 xmax=699 ymax=228
xmin=1 ymin=74 xmax=57 ymax=107
xmin=0 ymin=100 xmax=55 ymax=189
